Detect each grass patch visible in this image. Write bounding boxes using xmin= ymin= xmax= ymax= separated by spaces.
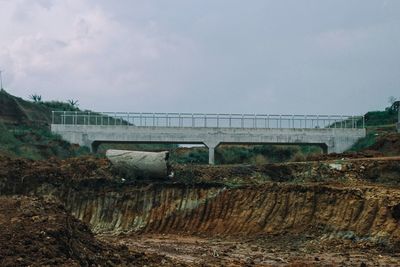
xmin=349 ymin=132 xmax=378 ymax=152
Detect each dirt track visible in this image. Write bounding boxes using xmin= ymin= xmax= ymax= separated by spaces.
xmin=100 ymin=234 xmax=400 ymax=266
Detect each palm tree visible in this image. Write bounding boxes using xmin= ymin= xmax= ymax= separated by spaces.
xmin=29 ymin=94 xmax=42 ymax=102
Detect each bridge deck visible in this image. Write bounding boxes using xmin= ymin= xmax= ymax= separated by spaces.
xmin=51 ymin=112 xmax=366 ymax=164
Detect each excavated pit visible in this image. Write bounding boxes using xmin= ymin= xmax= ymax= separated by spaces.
xmin=2 ymin=156 xmax=400 ymax=265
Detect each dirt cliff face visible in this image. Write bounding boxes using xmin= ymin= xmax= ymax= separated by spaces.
xmin=63 ymin=183 xmax=400 ymax=250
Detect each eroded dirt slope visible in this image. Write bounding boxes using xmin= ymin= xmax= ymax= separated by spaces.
xmin=65 ymin=183 xmax=400 ymax=248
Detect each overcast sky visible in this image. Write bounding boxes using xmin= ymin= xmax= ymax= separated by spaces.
xmin=0 ymin=0 xmax=399 ymax=115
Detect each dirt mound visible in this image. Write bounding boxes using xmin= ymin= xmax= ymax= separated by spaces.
xmin=0 ymin=196 xmax=180 ymax=266
xmin=0 ymin=89 xmax=51 ymax=126
xmin=367 ymin=133 xmax=400 ymax=156
xmin=0 ymin=156 xmax=116 ymax=195
xmin=174 ymin=157 xmax=400 ymax=185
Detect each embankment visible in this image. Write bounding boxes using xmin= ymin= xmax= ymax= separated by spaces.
xmin=62 ymin=183 xmax=400 ymax=250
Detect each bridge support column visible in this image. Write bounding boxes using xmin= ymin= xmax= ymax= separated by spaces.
xmin=208 ymin=146 xmax=215 ymax=165
xmin=204 ymin=141 xmax=219 ymax=165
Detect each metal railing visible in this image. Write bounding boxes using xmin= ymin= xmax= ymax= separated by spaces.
xmin=51 ymin=111 xmax=365 ymax=129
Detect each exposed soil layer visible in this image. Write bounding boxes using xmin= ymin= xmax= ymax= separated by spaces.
xmin=65 ymin=183 xmax=400 ymax=250
xmin=0 ymin=196 xmax=181 ymax=266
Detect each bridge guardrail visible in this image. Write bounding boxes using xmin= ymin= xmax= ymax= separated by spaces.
xmin=51 ymin=111 xmax=365 ymax=129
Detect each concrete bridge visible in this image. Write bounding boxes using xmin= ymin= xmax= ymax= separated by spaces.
xmin=51 ymin=112 xmax=366 ymax=164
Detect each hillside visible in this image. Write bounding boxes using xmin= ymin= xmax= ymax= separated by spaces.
xmin=0 ymin=90 xmax=88 ymax=159
xmin=0 ymin=89 xmax=51 ymax=126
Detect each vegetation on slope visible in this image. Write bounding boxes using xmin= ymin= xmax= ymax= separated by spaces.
xmin=0 ymin=89 xmax=89 ymax=159
xmin=349 ymin=101 xmax=399 ymax=152
xmin=168 ymin=144 xmax=322 ymax=165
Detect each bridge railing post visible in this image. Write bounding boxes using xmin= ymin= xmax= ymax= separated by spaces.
xmin=279 ymin=115 xmax=282 ymax=128
xmin=292 ymin=115 xmax=294 ymax=128
xmin=299 ymin=116 xmax=302 ymax=128
xmin=363 ymin=116 xmax=365 ymax=129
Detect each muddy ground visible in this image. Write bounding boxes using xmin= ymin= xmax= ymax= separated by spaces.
xmin=1 ymin=154 xmax=400 ymax=266
xmin=100 ymin=233 xmax=400 ymax=266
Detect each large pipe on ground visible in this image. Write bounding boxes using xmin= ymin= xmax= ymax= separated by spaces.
xmin=106 ymin=150 xmax=170 ymax=179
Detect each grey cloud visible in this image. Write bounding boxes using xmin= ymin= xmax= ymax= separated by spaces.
xmin=0 ymin=0 xmax=399 ymax=114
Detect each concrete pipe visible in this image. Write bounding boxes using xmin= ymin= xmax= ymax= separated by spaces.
xmin=106 ymin=149 xmax=171 ymax=179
